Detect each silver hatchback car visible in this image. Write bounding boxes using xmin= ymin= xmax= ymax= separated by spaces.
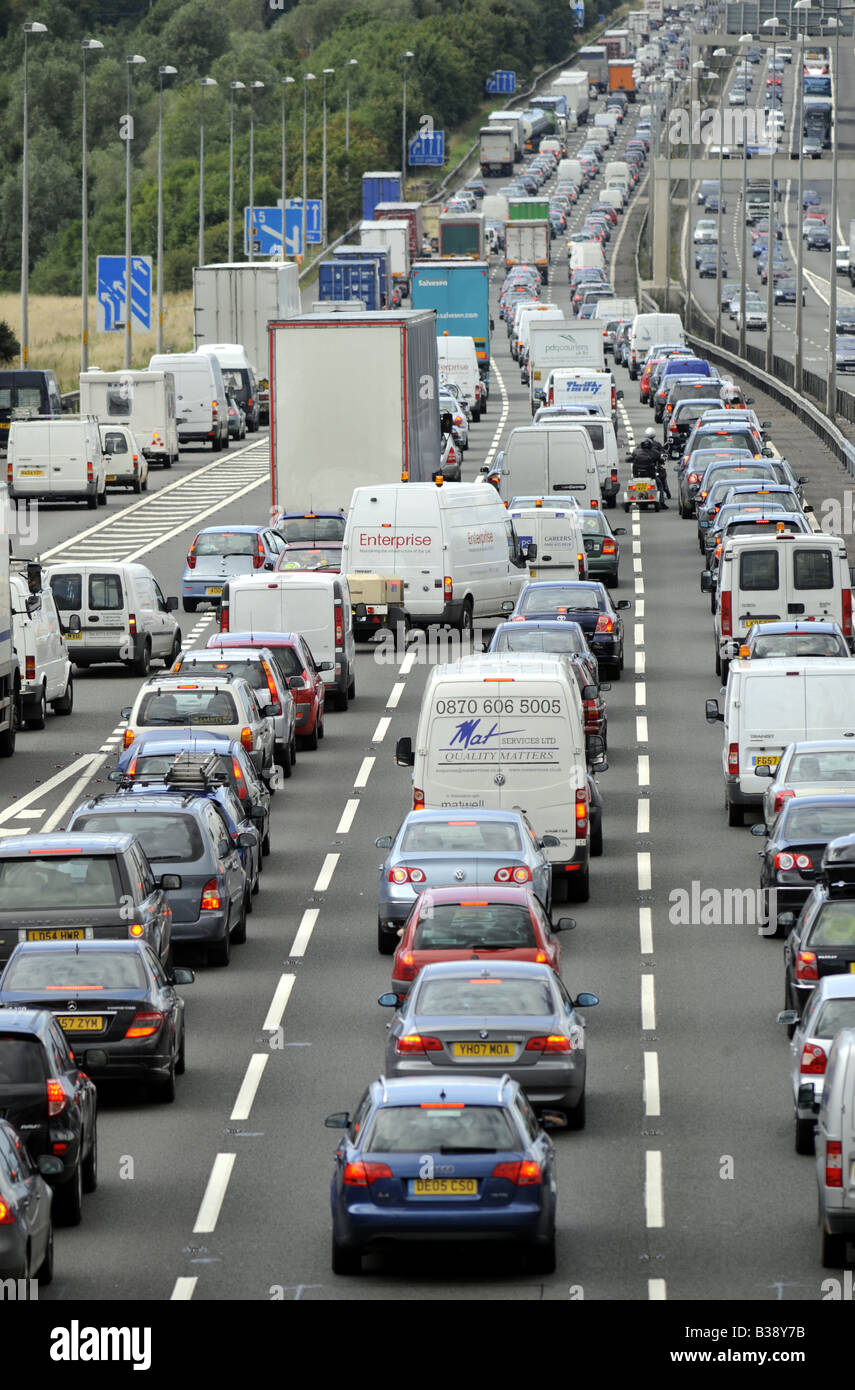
xmin=778 ymin=976 xmax=855 ymax=1154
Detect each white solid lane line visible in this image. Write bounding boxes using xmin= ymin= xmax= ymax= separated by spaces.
xmin=43 ymin=754 xmax=110 ymax=832
xmin=230 ymin=1054 xmax=268 ymax=1122
xmin=353 ymin=757 xmax=375 ymax=788
xmin=372 ymin=717 xmax=391 ymax=743
xmin=645 ymin=1150 xmax=665 ymax=1230
xmin=193 ymin=1153 xmax=236 ymax=1234
xmin=641 ymin=974 xmax=656 ymax=1031
xmin=336 ymin=799 xmax=360 ymax=834
xmin=288 ymin=912 xmax=319 ymax=959
xmin=262 ymin=973 xmax=296 ymax=1030
xmin=170 ymin=1277 xmax=198 ymax=1301
xmin=314 ymin=853 xmax=339 ymax=892
xmin=0 ymin=753 xmax=102 ymax=827
xmin=644 ymin=1051 xmax=661 ymax=1118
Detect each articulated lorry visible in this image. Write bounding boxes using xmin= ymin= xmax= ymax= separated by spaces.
xmin=479 ymin=125 xmax=515 ymax=177
xmin=411 ymin=260 xmax=492 ymax=389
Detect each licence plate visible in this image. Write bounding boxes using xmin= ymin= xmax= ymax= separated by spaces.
xmin=452 ymin=1042 xmax=515 ymax=1059
xmin=753 ymin=755 xmax=780 ymax=767
xmin=65 ymin=631 xmax=81 ymax=640
xmin=19 ymin=469 xmax=44 ymax=477
xmin=743 ymin=617 xmax=779 ymax=625
xmin=56 ymin=1016 xmax=104 ymax=1033
xmin=409 ymin=1178 xmax=478 ymax=1197
xmin=106 ymin=474 xmax=117 ymax=483
xmin=850 ymin=963 xmax=855 ymax=974
xmin=206 ymin=586 xmax=223 ymax=596
xmin=26 ymin=928 xmax=85 ymax=941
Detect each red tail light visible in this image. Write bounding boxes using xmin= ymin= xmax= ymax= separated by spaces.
xmin=727 ymin=742 xmax=739 ymax=775
xmin=200 ymin=879 xmax=222 ymax=912
xmin=843 ymin=588 xmax=852 ymax=639
xmin=123 ymin=728 xmax=135 ymax=748
xmin=87 ymin=461 xmax=94 ymax=483
xmin=231 ymin=756 xmax=248 ymax=801
xmin=602 ymin=538 xmax=616 ymax=555
xmin=6 ymin=462 xmax=11 ymax=486
xmin=252 ymin=538 xmax=266 ymax=570
xmin=413 ymin=788 xmax=425 ymax=811
xmin=0 ymin=1198 xmax=14 ymax=1225
xmin=584 ymin=697 xmax=599 ymax=731
xmin=548 ymin=387 xmax=554 ymax=405
xmin=825 ymin=1140 xmax=843 ymax=1187
xmin=800 ymin=1043 xmax=827 ymax=1075
xmin=395 ymin=1034 xmax=443 ymax=1054
xmin=125 ymin=1009 xmax=165 ymax=1039
xmin=335 ymin=601 xmax=344 ymax=646
xmin=25 ymin=657 xmax=35 ymax=681
xmin=128 ymin=613 xmax=137 ymax=636
xmin=688 ymin=472 xmax=701 ymax=485
xmin=186 ymin=537 xmax=198 ymax=570
xmin=525 ymin=1034 xmax=572 ymax=1052
xmin=493 ymin=866 xmax=532 ymax=883
xmin=212 ymin=401 xmax=219 ymax=421
xmin=240 ymin=726 xmax=253 ymax=752
xmin=575 ymin=786 xmax=588 ymax=839
xmin=388 ymin=867 xmax=427 ymax=884
xmin=444 ymin=576 xmax=453 ymax=601
xmin=594 ymin=614 xmax=613 ymax=633
xmin=720 ymin=591 xmax=732 ymax=637
xmin=395 ymin=951 xmax=416 ymax=981
xmin=611 ymin=385 xmax=616 ymax=410
xmin=220 ymin=603 xmax=229 ymax=633
xmin=796 ymin=951 xmax=818 ymax=982
xmin=46 ymin=1079 xmax=67 ymax=1118
xmin=491 ymin=1160 xmax=542 ymax=1184
xmin=343 ymin=1161 xmax=393 ymax=1186
xmin=262 ymin=662 xmax=279 ymax=709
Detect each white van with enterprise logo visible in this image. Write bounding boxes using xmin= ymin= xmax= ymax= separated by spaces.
xmin=495 ymin=424 xmax=600 ymax=508
xmin=148 ymin=352 xmax=228 ymax=451
xmin=507 ymin=505 xmax=586 ymax=582
xmin=341 ymin=481 xmax=528 ymax=632
xmin=708 ymin=531 xmax=855 ymax=682
xmin=628 ymin=312 xmax=686 ymax=379
xmin=7 ymin=417 xmax=107 ymax=509
xmin=705 ymin=658 xmax=855 ymax=825
xmin=395 ymin=654 xmax=600 ymax=900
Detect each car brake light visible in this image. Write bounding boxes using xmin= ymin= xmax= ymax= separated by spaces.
xmin=46 ymin=1079 xmax=67 ymax=1117
xmin=201 ymin=879 xmax=222 ymax=912
xmin=343 ymin=1161 xmax=393 ymax=1186
xmin=395 ymin=950 xmax=416 ymax=981
xmin=548 ymin=387 xmax=554 ymax=405
xmin=220 ymin=603 xmax=229 ymax=633
xmin=186 ymin=538 xmax=198 ymax=570
xmin=825 ymin=1139 xmax=843 ymax=1187
xmin=212 ymin=401 xmax=219 ymax=420
xmin=25 ymin=656 xmax=35 ymax=681
xmin=843 ymin=588 xmax=852 ymax=638
xmin=0 ymin=1198 xmax=13 ymax=1225
xmin=262 ymin=662 xmax=279 ymax=709
xmin=720 ymin=591 xmax=732 ymax=636
xmin=413 ymin=788 xmax=425 ymax=811
xmin=795 ymin=950 xmax=818 ymax=982
xmin=125 ymin=1009 xmax=165 ymax=1039
xmin=594 ymin=614 xmax=613 ymax=634
xmin=395 ymin=1034 xmax=443 ymax=1054
xmin=773 ymin=789 xmax=796 ymax=816
xmin=87 ymin=460 xmax=94 ymax=483
xmin=444 ymin=576 xmax=453 ymax=601
xmin=253 ymin=538 xmax=266 ymax=570
xmin=231 ymin=756 xmax=247 ymax=800
xmin=388 ymin=867 xmax=427 ymax=884
xmin=334 ymin=601 xmax=344 ymax=646
xmin=602 ymin=538 xmax=616 ymax=555
xmin=491 ymin=1160 xmax=542 ymax=1184
xmin=240 ymin=726 xmax=253 ymax=752
xmin=128 ymin=613 xmax=137 ymax=636
xmin=123 ymin=728 xmax=135 ymax=748
xmin=6 ymin=462 xmax=11 ymax=486
xmin=611 ymin=385 xmax=616 ymax=410
xmin=575 ymin=786 xmax=588 ymax=839
xmin=493 ymin=866 xmax=532 ymax=883
xmin=727 ymin=742 xmax=739 ymax=775
xmin=525 ymin=1034 xmax=572 ymax=1053
xmin=800 ymin=1043 xmax=827 ymax=1075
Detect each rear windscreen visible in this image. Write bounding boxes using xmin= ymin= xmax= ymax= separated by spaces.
xmin=3 ymin=950 xmax=146 ymax=991
xmin=194 ymin=532 xmax=259 ymax=558
xmin=783 ymin=803 xmax=855 ymax=840
xmin=739 ymin=551 xmax=779 ymax=591
xmin=0 ymin=1037 xmax=47 ymax=1083
xmin=89 ymin=574 xmax=124 ymax=610
xmin=136 ymin=689 xmax=238 ymax=726
xmin=72 ymin=812 xmax=204 ymax=863
xmin=278 ymin=517 xmax=345 ymax=543
xmin=492 ymin=626 xmax=585 ymax=655
xmin=519 ymin=585 xmax=599 ymax=614
xmin=0 ymin=856 xmax=120 ymax=910
xmin=179 ymin=659 xmax=266 ymax=691
xmin=401 ymin=821 xmax=523 ymax=854
xmin=815 ymin=1001 xmax=855 ymax=1036
xmin=793 ymin=549 xmax=834 ymax=590
xmin=414 ymin=977 xmax=554 ymax=1016
xmin=49 ymin=573 xmax=82 ymax=611
xmin=811 ymin=905 xmax=855 ymax=947
xmin=365 ymin=1105 xmax=518 ymax=1153
xmin=789 ymin=751 xmax=855 ymax=782
xmin=413 ymin=904 xmax=536 ymax=949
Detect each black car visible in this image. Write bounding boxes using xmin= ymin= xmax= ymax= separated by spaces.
xmin=835 ymin=308 xmax=855 ymax=335
xmin=783 ymin=834 xmax=855 ymax=1017
xmin=774 ymin=278 xmax=806 ymax=306
xmin=806 ymin=226 xmax=832 ymax=250
xmin=0 ymin=1009 xmax=98 ymax=1225
xmin=0 ymin=1117 xmax=59 ymax=1281
xmin=0 ymin=940 xmax=194 ymax=1101
xmin=665 ymin=395 xmax=725 ymax=455
xmin=512 ymin=581 xmax=631 ymax=678
xmin=754 ymin=797 xmax=855 ymax=937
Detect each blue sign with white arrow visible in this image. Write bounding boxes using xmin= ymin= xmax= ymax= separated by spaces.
xmin=95 ymin=255 xmax=152 ymax=333
xmin=244 ymin=203 xmax=322 ymax=256
xmin=485 ymin=70 xmax=516 ymax=95
xmin=408 ymin=131 xmax=445 ymax=166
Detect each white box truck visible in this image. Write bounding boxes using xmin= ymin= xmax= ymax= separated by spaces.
xmin=268 ymin=310 xmax=440 ymax=518
xmin=551 ymin=73 xmax=589 ymax=127
xmin=193 ymin=262 xmax=301 ymax=426
xmin=505 ymin=220 xmax=551 ymax=284
xmin=479 ymin=126 xmax=515 ymax=177
xmin=79 ymin=369 xmax=179 ymax=468
xmin=488 ymin=110 xmax=525 ymax=161
xmin=359 ymin=219 xmax=412 ymax=290
xmin=529 ymin=323 xmax=606 ymax=412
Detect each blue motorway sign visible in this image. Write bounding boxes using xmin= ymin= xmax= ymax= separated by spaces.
xmin=485 ymin=69 xmax=516 ymax=95
xmin=244 ymin=202 xmax=322 ymax=256
xmin=408 ymin=130 xmax=445 ymax=166
xmin=573 ymin=2 xmax=586 ymax=27
xmin=95 ymin=255 xmax=152 ymax=333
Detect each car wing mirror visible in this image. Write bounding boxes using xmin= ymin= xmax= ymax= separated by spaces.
xmin=395 ymin=736 xmax=415 ymax=768
xmin=64 ymin=613 xmax=82 ymax=633
xmin=237 ymin=830 xmax=258 ymax=848
xmin=353 ymin=602 xmax=367 ymax=621
xmin=160 ymin=873 xmax=183 ymax=891
xmin=613 ymin=527 xmax=627 ymax=536
xmin=574 ymin=992 xmax=599 ymax=1007
xmin=753 ymin=764 xmax=775 ymax=778
xmin=83 ymin=1049 xmax=108 ymax=1071
xmin=375 ymin=835 xmax=394 ymax=849
xmin=378 ymin=992 xmax=399 ymax=1007
xmin=700 ymin=571 xmax=713 ymax=593
xmin=616 ymin=599 xmax=632 ymax=610
xmin=554 ymin=916 xmax=576 ymax=932
xmin=38 ymin=1153 xmax=66 ymax=1176
xmin=288 ymin=675 xmax=305 ymax=690
xmin=317 ymin=662 xmax=334 ymax=673
xmin=540 ymin=834 xmax=561 ymax=848
xmin=324 ymin=1112 xmax=350 ymax=1129
xmin=776 ymin=1010 xmax=799 ymax=1027
xmin=705 ymin=698 xmax=723 ymax=723
xmin=750 ymin=822 xmax=768 ymax=837
xmin=120 ymin=706 xmax=132 ymax=720
xmin=172 ymin=967 xmax=195 ymax=985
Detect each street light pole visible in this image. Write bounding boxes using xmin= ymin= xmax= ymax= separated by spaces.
xmin=124 ymin=54 xmax=146 ymax=370
xmin=21 ymin=21 xmax=47 ymax=369
xmin=228 ymin=81 xmax=245 ymax=264
xmin=80 ymin=39 xmax=103 ymax=374
xmin=687 ymin=53 xmax=703 ymax=331
xmin=281 ymin=75 xmax=294 ymax=256
xmin=712 ymin=50 xmax=728 ymax=346
xmin=763 ymin=16 xmax=781 ymax=373
xmin=322 ymin=68 xmax=334 ymax=250
xmin=302 ymin=73 xmax=316 ymax=264
xmin=156 ymin=65 xmax=177 ymax=355
xmin=794 ymin=2 xmax=810 ymax=393
xmin=248 ymin=81 xmax=264 ymax=264
xmin=401 ymin=51 xmax=414 ymax=190
xmin=198 ymin=78 xmax=217 ymax=269
xmin=826 ymin=11 xmax=841 ymax=417
xmin=738 ymin=33 xmax=753 ymax=357
xmin=345 ymin=58 xmax=358 ymax=152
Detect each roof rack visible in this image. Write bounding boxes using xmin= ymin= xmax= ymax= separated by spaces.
xmin=111 ymin=751 xmax=229 ymax=790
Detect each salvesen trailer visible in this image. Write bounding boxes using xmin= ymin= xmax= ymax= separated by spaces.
xmin=479 ymin=125 xmax=515 ymax=177
xmin=268 ymin=311 xmax=440 ymax=517
xmin=528 ymin=323 xmax=605 ymax=413
xmin=439 ymin=213 xmax=486 ymax=260
xmin=335 ymin=243 xmax=392 ymax=306
xmin=192 ymin=262 xmax=300 ymax=426
xmin=505 ymin=220 xmax=551 ymax=283
xmin=410 ymin=260 xmax=492 ymax=389
xmin=362 ymin=172 xmax=402 ymax=222
xmin=0 ymin=514 xmax=17 ymax=758
xmin=318 ymin=260 xmax=381 ymax=312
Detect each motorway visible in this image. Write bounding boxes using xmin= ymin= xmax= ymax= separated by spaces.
xmin=3 ymin=77 xmax=854 ymax=1306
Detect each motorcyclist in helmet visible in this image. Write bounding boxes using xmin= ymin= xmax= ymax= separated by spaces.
xmin=631 ymin=429 xmax=670 ymax=508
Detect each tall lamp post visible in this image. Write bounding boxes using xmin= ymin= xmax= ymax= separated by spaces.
xmin=228 ymin=81 xmax=245 ymax=263
xmin=247 ymin=81 xmax=264 ymax=264
xmin=737 ymin=33 xmax=754 ymax=357
xmin=345 ymin=58 xmax=358 ymax=151
xmin=401 ymin=51 xmax=414 ymax=189
xmin=198 ymin=77 xmax=218 ymax=269
xmin=794 ymin=0 xmax=811 ymax=393
xmin=712 ymin=49 xmax=728 ymax=346
xmin=302 ymin=73 xmax=316 ymax=263
xmin=156 ymin=65 xmax=177 ymax=355
xmin=825 ymin=10 xmax=842 ymax=417
xmin=21 ymin=21 xmax=47 ymax=369
xmin=763 ymin=15 xmax=782 ymax=373
xmin=124 ymin=54 xmax=146 ymax=369
xmin=686 ymin=56 xmax=704 ymax=331
xmin=321 ymin=68 xmax=334 ymax=249
xmin=80 ymin=39 xmax=103 ymax=374
xmin=281 ymin=75 xmax=294 ymax=256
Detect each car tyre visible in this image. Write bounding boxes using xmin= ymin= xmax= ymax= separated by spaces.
xmin=564 ymin=1089 xmax=587 ymax=1130
xmin=167 ymin=632 xmax=182 ymax=667
xmin=97 ymin=487 xmax=107 ymax=506
xmin=55 ymin=1161 xmax=83 ymax=1227
xmin=37 ymin=1224 xmax=54 ymax=1286
xmin=317 ymin=714 xmax=325 ymax=740
xmin=348 ymin=673 xmax=356 ymax=701
xmin=87 ymin=493 xmax=98 ymax=510
xmin=183 ymin=598 xmax=198 ymax=613
xmin=331 ymin=1234 xmax=362 ymax=1275
xmin=377 ymin=918 xmax=397 ymax=955
xmin=262 ymin=826 xmax=271 ymax=856
xmin=25 ymin=686 xmax=47 ymax=731
xmin=209 ymin=919 xmax=232 ymax=967
xmin=727 ymin=800 xmax=743 ymax=827
xmin=131 ymin=640 xmax=151 ymax=678
xmin=81 ymin=1124 xmax=98 ymax=1193
xmin=335 ymin=684 xmax=349 ymax=712
xmin=231 ymin=900 xmax=247 ymax=944
xmin=590 ymin=820 xmax=603 ymax=857
xmin=526 ymin=1231 xmax=557 ymax=1275
xmin=153 ymin=1054 xmax=176 ymax=1104
xmin=302 ymin=720 xmax=319 ymax=751
xmin=567 ymin=866 xmax=590 ymax=903
xmin=176 ymin=1028 xmax=186 ymax=1075
xmin=52 ymin=676 xmax=73 ymax=716
xmin=820 ymin=1221 xmax=847 ymax=1269
xmin=795 ymin=1114 xmax=815 ymax=1155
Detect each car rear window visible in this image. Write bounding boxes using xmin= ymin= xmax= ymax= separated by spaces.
xmin=520 ymin=586 xmax=599 ymax=614
xmin=278 ymin=516 xmax=345 ymax=543
xmin=793 ymin=549 xmax=834 ymax=590
xmin=0 ymin=1036 xmax=47 ymax=1083
xmin=492 ymin=626 xmax=585 ymax=656
xmin=136 ymin=689 xmax=238 ymax=725
xmin=414 ymin=977 xmax=554 ymax=1016
xmin=193 ymin=532 xmax=259 ymax=558
xmin=72 ymin=812 xmax=204 ymax=863
xmin=365 ymin=1105 xmax=518 ymax=1153
xmin=49 ymin=573 xmax=82 ymax=612
xmin=277 ymin=548 xmax=341 ymax=571
xmin=179 ymin=659 xmax=266 ymax=691
xmin=4 ymin=949 xmax=146 ymax=991
xmin=814 ymin=1000 xmax=855 ymax=1036
xmin=0 ymin=856 xmax=121 ymax=910
xmin=811 ymin=905 xmax=855 ymax=947
xmin=753 ymin=633 xmax=846 ymax=658
xmin=401 ymin=821 xmax=524 ymax=855
xmin=580 ymin=424 xmax=605 ymax=451
xmin=89 ymin=574 xmax=124 ymax=610
xmin=698 ymin=432 xmax=757 ymax=452
xmin=413 ymin=904 xmax=536 ymax=949
xmin=739 ymin=550 xmax=779 ymax=590
xmin=789 ymin=751 xmax=855 ymax=782
xmin=783 ymin=803 xmax=855 ymax=840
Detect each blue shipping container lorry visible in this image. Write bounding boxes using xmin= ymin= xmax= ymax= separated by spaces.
xmin=335 ymin=244 xmax=392 ymax=307
xmin=410 ymin=259 xmax=492 ymax=389
xmin=362 ymin=171 xmax=403 ymax=222
xmin=318 ymin=260 xmax=381 ymax=312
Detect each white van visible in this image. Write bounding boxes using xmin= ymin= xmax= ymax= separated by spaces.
xmin=196 ymin=343 xmax=259 ymax=432
xmin=705 ymin=658 xmax=855 ymax=825
xmin=628 ymin=313 xmax=686 ymax=379
xmin=593 ymin=297 xmax=638 ymax=323
xmin=436 ymin=335 xmax=483 ymax=420
xmin=594 ymin=112 xmax=618 ymax=139
xmin=556 ymin=159 xmax=584 ymax=187
xmin=148 ymin=352 xmax=228 ymax=451
xmin=340 ymin=481 xmax=527 ymax=632
xmin=604 ymin=161 xmax=631 ymax=187
xmin=497 ymin=424 xmax=600 ymax=508
xmin=598 ymin=187 xmax=625 ymax=214
xmin=710 ymin=532 xmax=855 ymax=681
xmin=815 ymin=1026 xmax=855 ymax=1267
xmin=79 ymin=369 xmax=179 ymax=468
xmin=100 ymin=423 xmax=148 ymax=494
xmin=395 ymin=654 xmax=597 ymax=900
xmin=569 ymin=243 xmax=606 ymax=273
xmin=10 ymin=569 xmax=73 ymax=727
xmin=221 ymin=571 xmax=355 ymax=709
xmin=45 ymin=561 xmax=181 ymax=676
xmin=545 ymin=368 xmax=619 ymax=425
xmin=7 ymin=417 xmax=107 ymax=510
xmin=536 ymin=412 xmax=620 ymax=506
xmin=516 ymin=305 xmax=564 ymax=362
xmin=507 ymin=505 xmax=586 ymax=582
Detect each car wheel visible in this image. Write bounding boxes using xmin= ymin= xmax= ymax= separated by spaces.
xmin=458 ymin=600 xmax=474 ymax=636
xmin=82 ymin=1123 xmax=98 ymax=1193
xmin=715 ymin=647 xmax=721 ymax=676
xmin=335 ymin=683 xmax=349 ymax=712
xmin=262 ymin=827 xmax=271 ymax=857
xmin=317 ymin=715 xmax=325 ymax=740
xmin=52 ymin=675 xmax=73 ymax=716
xmin=720 ymin=657 xmax=730 ymax=685
xmin=183 ymin=598 xmax=198 ymax=613
xmin=820 ymin=1221 xmax=847 ymax=1269
xmin=167 ymin=632 xmax=181 ymax=667
xmin=87 ymin=493 xmax=98 ymax=510
xmin=377 ymin=918 xmax=397 ymax=955
xmin=290 ymin=734 xmax=297 ymax=767
xmin=526 ymin=1230 xmax=557 ymax=1275
xmin=176 ymin=1027 xmax=186 ymax=1075
xmin=131 ymin=640 xmax=151 ymax=677
xmin=55 ymin=1161 xmax=83 ymax=1227
xmin=301 ymin=720 xmax=319 ymax=751
xmin=348 ymin=673 xmax=356 ymax=701
xmin=727 ymin=800 xmax=743 ymax=827
xmin=97 ymin=487 xmax=107 ymax=506
xmin=37 ymin=1224 xmax=54 ymax=1286
xmin=590 ymin=820 xmax=603 ymax=857
xmin=795 ymin=1114 xmax=815 ymax=1155
xmin=331 ymin=1233 xmax=362 ymax=1276
xmin=25 ymin=685 xmax=47 ymax=731
xmin=209 ymin=919 xmax=232 ymax=967
xmin=564 ymin=1088 xmax=587 ymax=1130
xmin=153 ymin=1054 xmax=176 ymax=1104
xmin=280 ymin=741 xmax=293 ymax=777
xmin=231 ymin=899 xmax=247 ymax=944
xmin=566 ymin=866 xmax=590 ymax=903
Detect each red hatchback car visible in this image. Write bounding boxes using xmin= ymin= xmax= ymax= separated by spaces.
xmin=207 ymin=630 xmax=326 ymax=748
xmin=390 ymin=885 xmax=575 ymax=998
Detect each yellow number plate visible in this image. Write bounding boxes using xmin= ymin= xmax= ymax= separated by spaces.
xmin=65 ymin=631 xmax=81 ymax=640
xmin=753 ymin=755 xmax=780 ymax=767
xmin=106 ymin=474 xmax=117 ymax=483
xmin=26 ymin=928 xmax=85 ymax=941
xmin=206 ymin=586 xmax=223 ymax=596
xmin=409 ymin=1178 xmax=478 ymax=1196
xmin=850 ymin=963 xmax=855 ymax=974
xmin=19 ymin=469 xmax=44 ymax=477
xmin=452 ymin=1041 xmax=515 ymax=1059
xmin=57 ymin=1016 xmax=104 ymax=1033
xmin=743 ymin=617 xmax=779 ymax=625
